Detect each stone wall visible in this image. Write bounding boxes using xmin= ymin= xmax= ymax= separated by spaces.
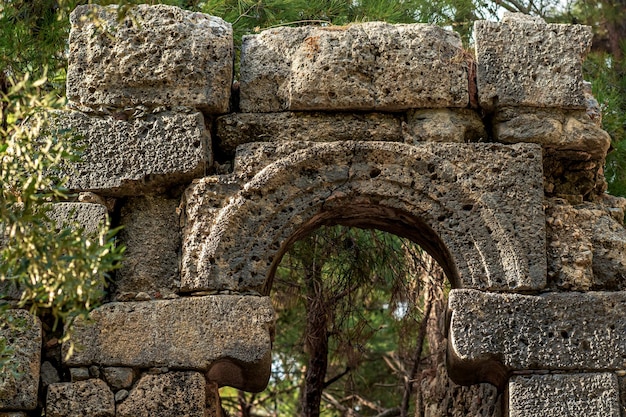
xmin=1 ymin=4 xmax=625 ymax=416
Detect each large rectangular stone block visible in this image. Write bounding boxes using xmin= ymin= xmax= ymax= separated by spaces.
xmin=448 ymin=290 xmax=626 ymax=377
xmin=493 ymin=108 xmax=610 ymax=160
xmin=56 ymin=110 xmax=210 ymax=196
xmin=475 ymin=13 xmax=592 ymax=110
xmin=48 ymin=202 xmax=108 ymax=235
xmin=240 ymin=23 xmax=468 ymax=112
xmin=116 ymin=372 xmax=206 ymax=417
xmin=64 ymin=295 xmax=274 ymax=379
xmin=0 ymin=310 xmax=42 ymax=410
xmin=509 ymin=373 xmax=620 ymax=417
xmin=116 ymin=195 xmax=181 ymax=300
xmin=216 ymin=112 xmax=403 ymax=155
xmin=67 ymin=4 xmax=233 ymax=113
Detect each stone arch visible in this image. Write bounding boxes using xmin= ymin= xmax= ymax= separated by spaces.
xmin=182 ymin=141 xmax=545 ymax=293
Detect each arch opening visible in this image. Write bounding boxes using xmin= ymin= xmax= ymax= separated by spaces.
xmin=263 ymin=202 xmax=461 ymax=296
xmin=228 ymin=223 xmax=453 ymax=416
xmin=220 ymin=220 xmax=503 ymax=417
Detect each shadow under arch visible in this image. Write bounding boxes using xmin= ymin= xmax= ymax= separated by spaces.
xmin=182 ymin=141 xmax=545 ymax=294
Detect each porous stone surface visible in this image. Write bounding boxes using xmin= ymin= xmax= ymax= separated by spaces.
xmin=49 ymin=202 xmax=108 ymax=235
xmin=102 ymin=367 xmax=134 ymax=390
xmin=404 ymin=109 xmax=487 ymax=143
xmin=508 ymin=373 xmax=620 ymax=417
xmin=116 ymin=372 xmax=206 ymax=417
xmin=543 ymin=148 xmax=607 ymax=199
xmin=421 ymin=362 xmax=502 ymax=417
xmin=240 ymin=23 xmax=468 ymax=112
xmin=0 ymin=310 xmax=41 ymax=410
xmin=0 ymin=413 xmax=27 ymax=417
xmin=448 ymin=289 xmax=626 ymax=384
xmin=216 ymin=112 xmax=403 ymax=155
xmin=64 ymin=295 xmax=274 ymax=391
xmin=475 ymin=13 xmax=592 ymax=110
xmin=116 ymin=195 xmax=181 ymax=299
xmin=46 ymin=379 xmax=115 ymax=417
xmin=182 ymin=141 xmax=546 ymax=292
xmin=67 ymin=4 xmax=233 ymax=113
xmin=55 ymin=110 xmax=210 ymax=196
xmin=180 ymin=175 xmax=242 ymax=285
xmin=493 ymin=108 xmax=611 ymax=160
xmin=545 ymin=198 xmax=626 ymax=290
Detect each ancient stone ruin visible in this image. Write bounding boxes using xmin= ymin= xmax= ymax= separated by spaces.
xmin=2 ymin=3 xmax=626 ymax=416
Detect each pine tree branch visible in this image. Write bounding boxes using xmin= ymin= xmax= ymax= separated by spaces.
xmin=323 ymin=367 xmax=351 ymax=388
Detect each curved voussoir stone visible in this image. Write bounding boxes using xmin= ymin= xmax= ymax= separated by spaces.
xmin=63 ymin=295 xmax=274 ymax=391
xmin=67 ymin=4 xmax=233 ymax=112
xmin=182 ymin=141 xmax=545 ymax=293
xmin=240 ymin=23 xmax=469 ymax=112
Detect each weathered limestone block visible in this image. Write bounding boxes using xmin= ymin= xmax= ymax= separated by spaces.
xmin=404 ymin=109 xmax=487 ymax=143
xmin=493 ymin=108 xmax=611 ymax=160
xmin=475 ymin=13 xmax=592 ymax=110
xmin=240 ymin=23 xmax=468 ymax=112
xmin=116 ymin=195 xmax=181 ymax=300
xmin=216 ymin=112 xmax=403 ymax=155
xmin=182 ymin=141 xmax=546 ymax=293
xmin=56 ymin=110 xmax=210 ymax=196
xmin=0 ymin=311 xmax=41 ymax=410
xmin=49 ymin=202 xmax=108 ymax=235
xmin=67 ymin=4 xmax=233 ymax=113
xmin=64 ymin=295 xmax=274 ymax=391
xmin=545 ymin=198 xmax=626 ymax=290
xmin=116 ymin=372 xmax=206 ymax=417
xmin=46 ymin=379 xmax=115 ymax=417
xmin=448 ymin=289 xmax=626 ymax=386
xmin=509 ymin=373 xmax=620 ymax=417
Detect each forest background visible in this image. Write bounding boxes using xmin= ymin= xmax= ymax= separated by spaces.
xmin=1 ymin=0 xmax=625 ymax=416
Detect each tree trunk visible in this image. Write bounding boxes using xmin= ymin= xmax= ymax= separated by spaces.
xmin=300 ymin=248 xmax=330 ymax=417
